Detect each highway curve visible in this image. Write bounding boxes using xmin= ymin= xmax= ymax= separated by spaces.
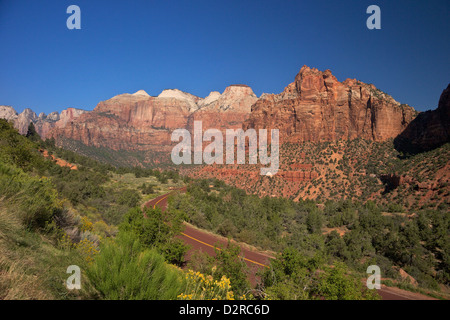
xmin=144 ymin=188 xmax=436 ymax=300
xmin=144 ymin=187 xmax=272 ymax=285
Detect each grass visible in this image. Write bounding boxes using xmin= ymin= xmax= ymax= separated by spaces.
xmin=0 ymin=199 xmax=98 ymax=300
xmin=381 ymin=279 xmax=450 ymax=300
xmin=105 ymin=172 xmax=185 ymax=204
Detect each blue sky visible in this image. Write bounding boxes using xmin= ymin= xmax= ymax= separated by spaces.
xmin=0 ymin=0 xmax=449 ymax=114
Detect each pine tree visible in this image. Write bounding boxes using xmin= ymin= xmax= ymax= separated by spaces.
xmin=25 ymin=122 xmax=40 ymax=142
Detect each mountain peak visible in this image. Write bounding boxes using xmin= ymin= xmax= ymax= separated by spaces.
xmin=0 ymin=105 xmax=18 ymax=121
xmin=133 ymin=90 xmax=150 ymax=96
xmin=222 ymin=84 xmax=256 ymax=98
xmin=158 ymin=89 xmax=201 ymax=112
xmin=198 ymin=91 xmax=221 ymax=107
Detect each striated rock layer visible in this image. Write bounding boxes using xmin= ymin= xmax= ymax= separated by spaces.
xmin=51 ymin=66 xmax=419 ymax=158
xmin=52 ymin=91 xmax=191 ymax=151
xmin=48 ymin=86 xmax=258 ymax=152
xmin=187 ymin=85 xmax=258 ymax=133
xmin=4 ymin=66 xmax=441 ymax=167
xmin=243 ymin=66 xmax=417 ymax=143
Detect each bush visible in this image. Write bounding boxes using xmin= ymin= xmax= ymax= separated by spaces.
xmin=119 ymin=206 xmax=188 ymax=266
xmin=178 ymin=269 xmax=234 ymax=300
xmin=313 ymin=262 xmax=380 ymax=300
xmin=87 ymin=231 xmax=184 ymax=300
xmin=210 ymin=242 xmax=250 ymax=296
xmin=0 ymin=162 xmax=62 ymax=229
xmin=117 ymin=189 xmax=142 ymax=208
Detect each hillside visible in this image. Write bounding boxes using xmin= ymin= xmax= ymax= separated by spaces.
xmin=181 ymin=139 xmax=449 ymax=210
xmin=1 ymin=69 xmax=448 ymax=300
xmin=0 ymin=66 xmax=428 ymax=168
xmin=169 ymin=178 xmax=449 ymax=298
xmin=3 ymin=119 xmax=378 ymax=300
xmin=0 ymin=119 xmax=236 ymax=300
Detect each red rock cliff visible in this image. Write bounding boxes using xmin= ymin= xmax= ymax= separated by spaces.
xmin=49 ymin=86 xmax=257 ymax=152
xmin=243 ymin=66 xmax=417 ymax=143
xmin=49 ymin=90 xmax=191 ymax=151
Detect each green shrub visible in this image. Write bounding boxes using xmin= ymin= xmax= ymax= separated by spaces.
xmin=210 ymin=242 xmax=250 ymax=296
xmin=119 ymin=206 xmax=188 ymax=266
xmin=117 ymin=189 xmax=142 ymax=208
xmin=0 ymin=162 xmax=62 ymax=229
xmin=313 ymin=262 xmax=380 ymax=300
xmin=87 ymin=231 xmax=184 ymax=300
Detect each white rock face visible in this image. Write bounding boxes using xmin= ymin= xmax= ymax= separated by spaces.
xmin=0 ymin=105 xmax=19 ymax=121
xmin=0 ymin=105 xmax=86 ymax=138
xmin=158 ymin=89 xmax=201 ymax=112
xmin=15 ymin=108 xmax=37 ymax=134
xmin=47 ymin=111 xmax=60 ymax=121
xmin=57 ymin=108 xmax=87 ymax=128
xmin=200 ymin=85 xmax=258 ymax=113
xmin=133 ymin=90 xmax=150 ymax=97
xmin=198 ymin=91 xmax=221 ymax=107
xmin=0 ymin=84 xmax=258 ymax=141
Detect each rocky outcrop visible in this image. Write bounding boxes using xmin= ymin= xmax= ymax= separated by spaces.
xmin=281 ymin=170 xmax=318 ymax=182
xmin=34 ymin=108 xmax=87 ymax=139
xmin=380 ymin=172 xmax=449 ymax=193
xmin=1 ymin=85 xmax=257 ymax=155
xmin=39 ymin=149 xmax=78 ymax=170
xmin=3 ymin=66 xmax=434 ymax=164
xmin=15 ymin=108 xmax=38 ymax=134
xmin=0 ymin=106 xmax=18 ymax=122
xmin=0 ymin=105 xmax=86 ymax=138
xmin=50 ymin=90 xmax=193 ymax=151
xmin=395 ymin=84 xmax=450 ymax=153
xmin=158 ymin=89 xmax=202 ymax=112
xmin=244 ymin=66 xmax=417 ymax=143
xmin=187 ymin=85 xmax=258 ymax=133
xmin=48 ymin=86 xmax=258 ymax=152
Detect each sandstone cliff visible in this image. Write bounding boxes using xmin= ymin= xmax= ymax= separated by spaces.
xmin=49 ymin=86 xmax=258 ymax=152
xmin=243 ymin=66 xmax=417 ymax=143
xmin=2 ymin=66 xmax=429 ymax=163
xmin=394 ymin=84 xmax=450 ymax=153
xmin=187 ymin=85 xmax=258 ymax=133
xmin=0 ymin=105 xmax=87 ymax=138
xmin=52 ymin=90 xmax=192 ymax=151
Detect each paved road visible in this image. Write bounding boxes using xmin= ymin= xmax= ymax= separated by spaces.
xmin=144 ymin=188 xmax=272 ymax=285
xmin=144 ymin=188 xmax=436 ymax=300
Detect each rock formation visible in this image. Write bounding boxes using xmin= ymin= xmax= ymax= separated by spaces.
xmin=52 ymin=91 xmax=191 ymax=151
xmin=281 ymin=170 xmax=318 ymax=182
xmin=394 ymin=84 xmax=450 ymax=153
xmin=48 ymin=85 xmax=258 ymax=152
xmin=3 ymin=66 xmax=437 ymax=165
xmin=0 ymin=106 xmax=18 ymax=122
xmin=243 ymin=66 xmax=417 ymax=143
xmin=187 ymin=85 xmax=258 ymax=133
xmin=0 ymin=105 xmax=86 ymax=138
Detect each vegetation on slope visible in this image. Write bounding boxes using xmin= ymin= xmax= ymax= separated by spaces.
xmin=1 ymin=119 xmax=447 ymax=300
xmin=183 ymin=139 xmax=449 ymax=212
xmin=169 ymin=178 xmax=449 ymax=298
xmin=0 ymin=119 xmax=251 ymax=300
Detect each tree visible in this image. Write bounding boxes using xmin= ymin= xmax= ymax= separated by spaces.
xmin=117 ymin=188 xmax=142 ymax=208
xmin=119 ymin=206 xmax=187 ymax=266
xmin=326 ymin=231 xmax=350 ymax=260
xmin=261 ymin=247 xmax=313 ymax=300
xmin=211 ymin=241 xmax=250 ymax=296
xmin=26 ymin=122 xmax=40 ymax=142
xmin=313 ymin=262 xmax=379 ymax=300
xmin=306 ymin=209 xmax=323 ymax=233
